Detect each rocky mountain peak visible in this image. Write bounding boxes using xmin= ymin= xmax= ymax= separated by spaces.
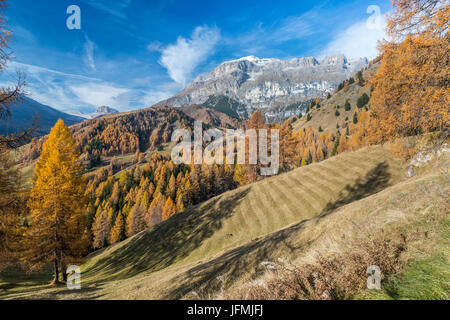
xmin=96 ymin=106 xmax=118 ymax=114
xmin=320 ymin=54 xmax=348 ymax=66
xmin=154 ymin=54 xmax=368 ymax=121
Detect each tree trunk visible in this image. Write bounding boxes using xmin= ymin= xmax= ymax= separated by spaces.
xmin=61 ymin=261 xmax=67 ymax=282
xmin=52 ymin=258 xmax=59 ymax=285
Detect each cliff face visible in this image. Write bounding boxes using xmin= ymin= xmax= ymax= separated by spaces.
xmin=155 ymin=54 xmax=368 ymax=119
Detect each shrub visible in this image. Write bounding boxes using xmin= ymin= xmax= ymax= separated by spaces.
xmin=357 ymin=93 xmax=370 ymax=108
xmin=357 ymin=71 xmax=364 ymax=86
xmin=345 ymin=100 xmax=351 ymax=111
xmin=223 ymin=236 xmax=406 ymax=300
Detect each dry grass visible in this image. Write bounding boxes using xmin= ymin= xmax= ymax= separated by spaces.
xmin=222 ymin=235 xmax=407 ymax=300
xmin=2 ymin=142 xmax=448 ymax=300
xmin=218 ymin=153 xmax=449 ymax=300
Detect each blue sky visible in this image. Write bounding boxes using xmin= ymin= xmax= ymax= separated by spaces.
xmin=1 ymin=0 xmax=391 ymax=113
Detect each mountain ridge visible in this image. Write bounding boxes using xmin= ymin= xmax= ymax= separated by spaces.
xmin=67 ymin=106 xmax=119 ymax=119
xmin=0 ymin=96 xmax=84 ymax=137
xmin=154 ymin=54 xmax=368 ymax=120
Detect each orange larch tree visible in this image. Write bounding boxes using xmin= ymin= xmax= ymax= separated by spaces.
xmin=369 ymin=0 xmax=449 ymax=143
xmin=24 ymin=120 xmax=88 ymax=284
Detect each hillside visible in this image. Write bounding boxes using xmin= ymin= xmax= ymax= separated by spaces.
xmin=1 ymin=0 xmax=448 ymax=304
xmin=199 ymin=95 xmax=247 ymax=119
xmin=19 ymin=105 xmax=245 ymax=164
xmin=179 ymin=104 xmax=243 ymax=129
xmin=1 ymin=143 xmax=416 ymax=299
xmin=0 ymin=96 xmax=84 ymax=137
xmin=292 ymin=63 xmax=379 ymax=132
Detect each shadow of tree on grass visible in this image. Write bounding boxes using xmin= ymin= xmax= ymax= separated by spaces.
xmin=83 ymin=187 xmax=251 ymax=283
xmin=163 ymin=161 xmax=392 ymax=299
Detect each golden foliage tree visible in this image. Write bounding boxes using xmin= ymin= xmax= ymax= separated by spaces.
xmin=175 ymin=187 xmax=185 ymax=213
xmin=233 ymin=164 xmax=246 ymax=186
xmin=0 ymin=150 xmax=23 ymax=269
xmin=245 ymin=111 xmax=267 ymax=183
xmin=278 ymin=122 xmax=298 ymax=172
xmin=110 ymin=210 xmax=125 ymax=244
xmin=369 ymin=0 xmax=449 ymax=142
xmin=348 ymin=109 xmax=370 ymax=151
xmin=337 ymin=134 xmax=348 ymax=154
xmin=167 ymin=173 xmax=176 ymax=200
xmin=0 ymin=2 xmax=32 ymax=270
xmin=126 ymin=201 xmax=146 ymax=237
xmin=146 ymin=191 xmax=166 ymax=226
xmin=92 ymin=206 xmax=110 ymax=249
xmin=162 ymin=197 xmax=176 ymax=221
xmin=25 ymin=120 xmax=88 ymax=283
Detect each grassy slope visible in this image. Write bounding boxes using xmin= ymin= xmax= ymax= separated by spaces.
xmin=292 ymin=65 xmax=377 ymax=133
xmin=2 ymin=144 xmax=410 ymax=299
xmin=357 ymin=210 xmax=449 ymax=300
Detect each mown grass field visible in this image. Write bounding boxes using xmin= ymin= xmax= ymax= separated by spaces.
xmin=1 ymin=144 xmax=448 ymax=300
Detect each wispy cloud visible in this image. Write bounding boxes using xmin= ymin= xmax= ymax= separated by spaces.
xmin=320 ymin=13 xmax=387 ymax=59
xmin=11 ymin=25 xmax=37 ymax=45
xmin=70 ymin=83 xmax=129 ymax=108
xmin=1 ymin=61 xmax=149 ymax=112
xmin=141 ymin=81 xmax=183 ymax=106
xmin=11 ymin=62 xmax=100 ymax=81
xmin=156 ymin=25 xmax=220 ymax=86
xmin=83 ymin=35 xmax=96 ymax=72
xmin=268 ymin=14 xmax=315 ymax=43
xmin=83 ymin=0 xmax=132 ymax=20
xmin=147 ymin=40 xmax=163 ymax=52
xmin=223 ymin=10 xmax=317 ymax=57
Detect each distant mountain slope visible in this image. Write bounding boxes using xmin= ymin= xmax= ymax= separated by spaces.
xmin=155 ymin=54 xmax=368 ymax=120
xmin=179 ymin=104 xmax=244 ymax=129
xmin=0 ymin=96 xmax=84 ymax=136
xmin=20 ymin=106 xmax=241 ymax=162
xmin=19 ymin=106 xmax=196 ymax=162
xmin=200 ymin=95 xmax=246 ymax=118
xmin=292 ymin=62 xmax=379 ymax=132
xmin=67 ymin=106 xmax=119 ymax=119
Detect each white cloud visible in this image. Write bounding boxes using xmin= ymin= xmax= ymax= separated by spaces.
xmin=12 ymin=25 xmax=37 ymax=44
xmin=221 ymin=9 xmax=319 ymax=57
xmin=11 ymin=62 xmax=99 ymax=81
xmin=270 ymin=14 xmax=315 ymax=43
xmin=2 ymin=62 xmax=101 ymax=112
xmin=1 ymin=61 xmax=139 ymax=112
xmin=147 ymin=41 xmax=162 ymax=52
xmin=70 ymin=83 xmax=129 ymax=109
xmin=158 ymin=25 xmax=220 ymax=86
xmin=141 ymin=82 xmax=183 ymax=106
xmin=141 ymin=91 xmax=174 ymax=106
xmin=83 ymin=35 xmax=96 ymax=72
xmin=320 ymin=15 xmax=387 ymax=60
